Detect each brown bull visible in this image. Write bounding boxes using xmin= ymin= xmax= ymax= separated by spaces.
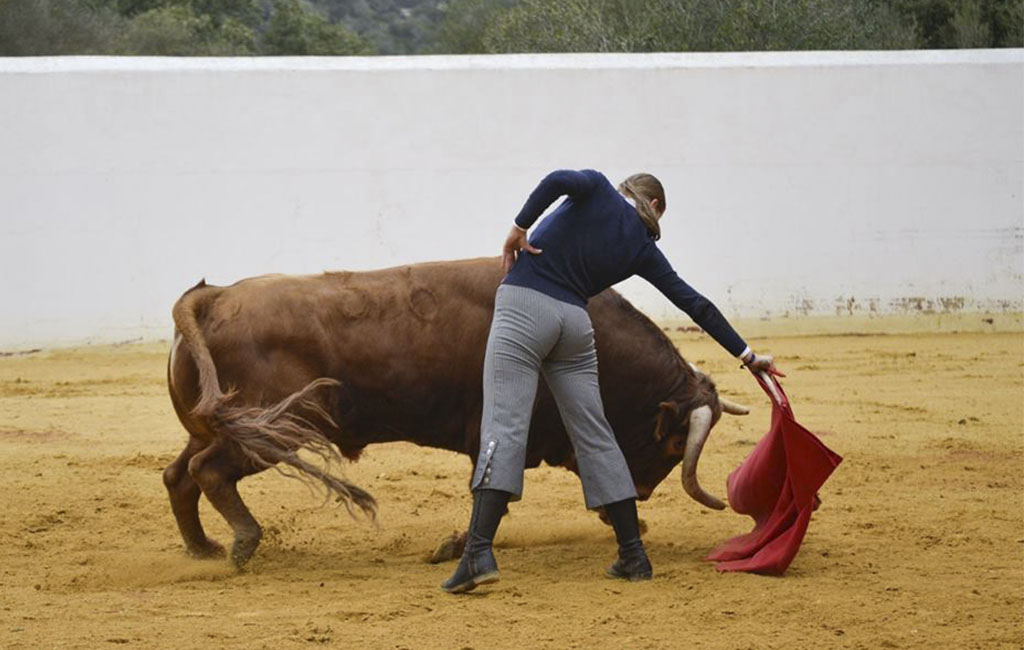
xmin=164 ymin=257 xmax=746 ymax=566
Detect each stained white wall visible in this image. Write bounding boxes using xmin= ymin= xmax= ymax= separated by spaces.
xmin=0 ymin=51 xmax=1021 ymax=348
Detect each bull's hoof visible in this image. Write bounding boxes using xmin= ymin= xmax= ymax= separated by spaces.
xmin=230 ymin=529 xmax=263 ymax=568
xmin=428 ymin=531 xmax=467 ymax=564
xmin=187 ymin=539 xmax=226 ymax=560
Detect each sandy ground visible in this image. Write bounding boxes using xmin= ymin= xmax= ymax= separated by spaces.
xmin=0 ymin=322 xmax=1021 ymax=650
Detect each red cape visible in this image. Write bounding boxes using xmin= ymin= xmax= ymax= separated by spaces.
xmin=707 ymin=372 xmax=842 ymax=575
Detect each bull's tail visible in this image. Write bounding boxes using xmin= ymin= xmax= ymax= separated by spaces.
xmin=171 ymin=282 xmax=377 ymax=521
xmin=213 ymin=379 xmax=377 ymax=520
xmin=172 ymin=280 xmax=233 ymax=417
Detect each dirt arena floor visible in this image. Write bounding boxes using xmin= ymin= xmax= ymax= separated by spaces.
xmin=1 ymin=320 xmax=1021 ymax=649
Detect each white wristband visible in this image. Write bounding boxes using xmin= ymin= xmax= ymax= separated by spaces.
xmin=736 ymin=346 xmax=752 ymax=361
xmin=512 ymin=222 xmax=528 ymax=233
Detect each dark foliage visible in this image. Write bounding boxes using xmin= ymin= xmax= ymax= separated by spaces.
xmin=0 ymin=0 xmax=1019 ymax=55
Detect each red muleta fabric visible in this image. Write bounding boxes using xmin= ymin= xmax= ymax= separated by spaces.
xmin=707 ymin=371 xmax=842 ymax=575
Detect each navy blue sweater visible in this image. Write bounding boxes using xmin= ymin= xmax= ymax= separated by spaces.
xmin=504 ymin=169 xmax=748 ymax=357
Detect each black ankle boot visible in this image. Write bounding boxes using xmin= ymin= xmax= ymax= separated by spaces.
xmin=441 ymin=489 xmax=511 ymax=593
xmin=603 ymin=498 xmax=653 ymax=581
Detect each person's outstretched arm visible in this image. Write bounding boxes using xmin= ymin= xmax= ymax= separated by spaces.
xmin=635 ymin=245 xmax=780 ymax=374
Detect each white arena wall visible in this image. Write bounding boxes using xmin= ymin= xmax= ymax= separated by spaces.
xmin=0 ymin=50 xmax=1021 ymax=349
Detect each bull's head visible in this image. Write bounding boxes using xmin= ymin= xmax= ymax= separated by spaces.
xmin=631 ymin=366 xmax=749 ymax=510
xmin=651 ymin=400 xmax=725 ymax=510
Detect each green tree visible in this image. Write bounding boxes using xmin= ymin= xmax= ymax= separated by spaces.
xmin=308 ymin=0 xmax=446 ymax=55
xmin=434 ymin=0 xmax=514 ymax=54
xmin=190 ymin=0 xmax=262 ymax=27
xmin=118 ymin=4 xmax=256 ymax=55
xmin=993 ymin=0 xmax=1024 ymax=46
xmin=951 ymin=0 xmax=992 ymax=47
xmin=706 ymin=0 xmax=917 ymax=51
xmin=263 ymin=0 xmax=373 ymax=54
xmin=109 ymin=0 xmax=174 ymax=18
xmin=481 ymin=0 xmax=918 ymax=53
xmin=0 ymin=0 xmax=123 ymax=55
xmin=482 ymin=0 xmax=600 ymax=53
xmin=884 ymin=0 xmax=1023 ymax=48
xmin=106 ymin=0 xmax=260 ymax=25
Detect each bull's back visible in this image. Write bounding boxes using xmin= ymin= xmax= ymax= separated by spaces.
xmin=173 ymin=258 xmax=504 ymax=414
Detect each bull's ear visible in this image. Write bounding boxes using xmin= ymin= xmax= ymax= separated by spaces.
xmin=653 ymin=401 xmax=680 ymax=442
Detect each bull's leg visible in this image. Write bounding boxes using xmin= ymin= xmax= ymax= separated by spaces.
xmin=163 ymin=436 xmax=225 ymax=559
xmin=187 ymin=441 xmax=263 ymax=567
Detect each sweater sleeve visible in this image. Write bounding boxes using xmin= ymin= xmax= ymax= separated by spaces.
xmin=634 ymin=244 xmax=749 ymax=357
xmin=513 ymin=169 xmax=603 ymax=230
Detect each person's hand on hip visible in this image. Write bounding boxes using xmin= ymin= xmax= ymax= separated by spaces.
xmin=502 ymin=225 xmax=542 ymax=273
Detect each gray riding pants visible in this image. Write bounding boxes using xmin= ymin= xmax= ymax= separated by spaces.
xmin=470 ymin=284 xmax=637 ymax=509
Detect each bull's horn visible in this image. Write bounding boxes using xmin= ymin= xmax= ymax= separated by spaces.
xmin=688 ymin=362 xmax=749 ymax=415
xmin=720 ymin=397 xmax=750 ymax=415
xmin=681 ymin=405 xmax=727 ymax=510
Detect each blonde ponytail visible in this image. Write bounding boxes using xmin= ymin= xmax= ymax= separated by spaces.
xmin=618 ymin=173 xmax=665 ymax=241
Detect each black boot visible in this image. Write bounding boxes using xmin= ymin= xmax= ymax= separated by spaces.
xmin=603 ymin=498 xmax=653 ymax=581
xmin=441 ymin=489 xmax=511 ymax=593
